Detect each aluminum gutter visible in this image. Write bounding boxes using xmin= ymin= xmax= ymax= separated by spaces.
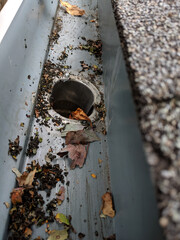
xmin=0 ymin=0 xmax=58 ymax=238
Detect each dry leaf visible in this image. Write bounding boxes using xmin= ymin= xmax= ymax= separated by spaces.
xmin=11 ymin=188 xmax=24 ymax=205
xmin=4 ymin=202 xmax=10 ymax=208
xmin=60 ymin=0 xmax=85 ymax=16
xmin=56 ymin=186 xmax=65 ymax=205
xmin=48 ymin=229 xmax=68 ymax=240
xmin=60 ymin=144 xmax=87 ymax=169
xmin=65 ymin=129 xmax=100 ymax=145
xmin=69 ymin=108 xmax=92 ymax=126
xmin=35 ymin=109 xmax=40 ymax=118
xmin=101 ymin=192 xmax=115 ymax=218
xmin=12 ymin=168 xmax=22 ymax=178
xmin=55 ymin=213 xmax=70 ymax=225
xmin=91 ymin=173 xmax=97 ymax=179
xmin=98 ymin=159 xmax=103 ymax=164
xmin=24 ymin=227 xmax=32 ymax=238
xmin=17 ymin=168 xmax=36 ymax=187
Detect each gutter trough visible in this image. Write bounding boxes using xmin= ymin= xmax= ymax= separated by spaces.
xmin=0 ymin=0 xmax=164 ymax=239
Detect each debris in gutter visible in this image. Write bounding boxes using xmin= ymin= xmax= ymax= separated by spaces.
xmin=69 ymin=108 xmax=92 ymax=127
xmin=55 ymin=213 xmax=70 ymax=225
xmin=65 ymin=129 xmax=100 ymax=145
xmin=47 ymin=229 xmax=69 ymax=240
xmin=101 ymin=192 xmax=115 ymax=218
xmin=60 ymin=0 xmax=85 ymax=16
xmin=59 ymin=144 xmax=87 ymax=169
xmin=4 ymin=202 xmax=10 ymax=208
xmin=26 ymin=132 xmax=42 ymax=157
xmin=8 ymin=136 xmax=22 ymax=160
xmin=8 ymin=161 xmax=67 ymax=240
xmin=78 ymin=232 xmax=86 ymax=239
xmin=56 ymin=186 xmax=65 ymax=205
xmin=103 ymin=234 xmax=116 ymax=240
xmin=91 ymin=173 xmax=97 ymax=179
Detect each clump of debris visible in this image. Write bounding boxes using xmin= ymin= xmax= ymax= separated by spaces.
xmin=8 ymin=136 xmax=22 ymax=160
xmin=34 ymin=60 xmax=64 ymax=126
xmin=79 ymin=38 xmax=102 ymax=59
xmin=26 ymin=132 xmax=42 ymax=157
xmin=8 ymin=161 xmax=70 ymax=240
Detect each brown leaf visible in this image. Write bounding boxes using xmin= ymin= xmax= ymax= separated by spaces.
xmin=17 ymin=168 xmax=36 ymax=187
xmin=56 ymin=186 xmax=65 ymax=205
xmin=11 ymin=188 xmax=24 ymax=205
xmin=60 ymin=144 xmax=87 ymax=169
xmin=65 ymin=129 xmax=100 ymax=145
xmin=101 ymin=192 xmax=115 ymax=218
xmin=35 ymin=109 xmax=40 ymax=118
xmin=24 ymin=227 xmax=32 ymax=238
xmin=60 ymin=0 xmax=85 ymax=16
xmin=69 ymin=108 xmax=92 ymax=127
xmin=4 ymin=202 xmax=10 ymax=208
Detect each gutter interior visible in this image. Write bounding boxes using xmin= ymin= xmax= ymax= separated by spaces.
xmin=0 ymin=0 xmax=163 ymax=239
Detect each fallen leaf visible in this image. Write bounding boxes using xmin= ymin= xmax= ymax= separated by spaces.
xmin=69 ymin=108 xmax=92 ymax=127
xmin=60 ymin=122 xmax=84 ymax=137
xmin=12 ymin=168 xmax=22 ymax=178
xmin=24 ymin=227 xmax=32 ymax=238
xmin=17 ymin=168 xmax=36 ymax=187
xmin=20 ymin=122 xmax=24 ymax=127
xmin=101 ymin=192 xmax=115 ymax=218
xmin=65 ymin=129 xmax=100 ymax=145
xmin=55 ymin=213 xmax=70 ymax=225
xmin=91 ymin=173 xmax=97 ymax=179
xmin=56 ymin=186 xmax=65 ymax=205
xmin=60 ymin=0 xmax=85 ymax=16
xmin=8 ymin=136 xmax=22 ymax=160
xmin=48 ymin=229 xmax=68 ymax=240
xmin=4 ymin=202 xmax=10 ymax=208
xmin=59 ymin=144 xmax=87 ymax=169
xmin=25 ymin=101 xmax=28 ymax=106
xmin=11 ymin=188 xmax=24 ymax=205
xmin=98 ymin=159 xmax=103 ymax=164
xmin=35 ymin=109 xmax=40 ymax=118
xmin=90 ymin=19 xmax=95 ymax=22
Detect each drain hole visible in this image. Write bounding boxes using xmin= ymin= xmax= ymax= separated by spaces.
xmin=50 ymin=80 xmax=94 ymax=118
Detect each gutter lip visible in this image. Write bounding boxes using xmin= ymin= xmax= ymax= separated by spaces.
xmin=0 ymin=0 xmax=23 ymax=44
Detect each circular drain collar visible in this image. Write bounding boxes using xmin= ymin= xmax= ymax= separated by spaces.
xmin=50 ymin=79 xmax=101 ymax=121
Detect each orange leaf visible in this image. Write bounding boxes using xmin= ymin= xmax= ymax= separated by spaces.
xmin=24 ymin=227 xmax=32 ymax=238
xmin=11 ymin=188 xmax=24 ymax=205
xmin=35 ymin=109 xmax=40 ymax=118
xmin=91 ymin=173 xmax=97 ymax=178
xmin=69 ymin=108 xmax=92 ymax=127
xmin=60 ymin=0 xmax=85 ymax=16
xmin=101 ymin=192 xmax=115 ymax=218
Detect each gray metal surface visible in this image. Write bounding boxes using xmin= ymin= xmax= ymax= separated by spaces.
xmin=0 ymin=0 xmax=163 ymax=239
xmin=98 ymin=0 xmax=164 ymax=240
xmin=0 ymin=0 xmax=58 ymax=239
